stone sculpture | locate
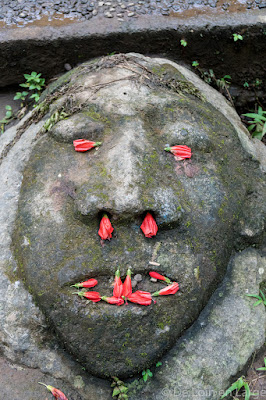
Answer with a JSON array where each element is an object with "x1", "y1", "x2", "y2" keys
[{"x1": 1, "y1": 54, "x2": 265, "y2": 399}]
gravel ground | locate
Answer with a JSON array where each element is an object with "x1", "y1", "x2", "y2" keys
[{"x1": 0, "y1": 0, "x2": 265, "y2": 27}]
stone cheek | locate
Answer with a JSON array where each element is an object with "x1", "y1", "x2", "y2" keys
[{"x1": 12, "y1": 55, "x2": 264, "y2": 378}]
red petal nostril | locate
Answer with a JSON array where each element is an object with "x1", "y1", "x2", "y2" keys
[{"x1": 140, "y1": 212, "x2": 158, "y2": 238}]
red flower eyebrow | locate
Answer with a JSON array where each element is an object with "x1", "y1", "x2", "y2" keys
[
  {"x1": 73, "y1": 139, "x2": 101, "y2": 152},
  {"x1": 164, "y1": 145, "x2": 192, "y2": 160}
]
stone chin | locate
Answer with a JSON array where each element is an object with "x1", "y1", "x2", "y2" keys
[{"x1": 13, "y1": 54, "x2": 263, "y2": 378}]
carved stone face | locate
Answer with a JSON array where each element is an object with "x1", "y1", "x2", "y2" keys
[{"x1": 14, "y1": 55, "x2": 259, "y2": 378}]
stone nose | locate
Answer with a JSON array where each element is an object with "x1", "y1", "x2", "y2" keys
[
  {"x1": 74, "y1": 119, "x2": 183, "y2": 228},
  {"x1": 74, "y1": 175, "x2": 183, "y2": 229}
]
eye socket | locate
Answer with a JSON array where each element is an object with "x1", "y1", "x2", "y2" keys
[{"x1": 49, "y1": 112, "x2": 105, "y2": 143}]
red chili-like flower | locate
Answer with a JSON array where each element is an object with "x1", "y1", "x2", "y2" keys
[
  {"x1": 164, "y1": 145, "x2": 192, "y2": 160},
  {"x1": 98, "y1": 214, "x2": 114, "y2": 240},
  {"x1": 101, "y1": 296, "x2": 124, "y2": 306},
  {"x1": 113, "y1": 268, "x2": 123, "y2": 298},
  {"x1": 74, "y1": 291, "x2": 101, "y2": 302},
  {"x1": 73, "y1": 139, "x2": 102, "y2": 152},
  {"x1": 149, "y1": 271, "x2": 171, "y2": 284},
  {"x1": 122, "y1": 268, "x2": 132, "y2": 298},
  {"x1": 152, "y1": 282, "x2": 179, "y2": 297},
  {"x1": 38, "y1": 383, "x2": 68, "y2": 400},
  {"x1": 71, "y1": 278, "x2": 98, "y2": 289},
  {"x1": 127, "y1": 290, "x2": 152, "y2": 306},
  {"x1": 140, "y1": 212, "x2": 158, "y2": 238}
]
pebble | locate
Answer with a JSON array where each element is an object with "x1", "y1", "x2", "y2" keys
[
  {"x1": 0, "y1": 0, "x2": 261, "y2": 27},
  {"x1": 64, "y1": 63, "x2": 72, "y2": 70},
  {"x1": 134, "y1": 274, "x2": 142, "y2": 282}
]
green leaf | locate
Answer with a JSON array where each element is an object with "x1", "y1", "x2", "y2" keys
[
  {"x1": 112, "y1": 387, "x2": 121, "y2": 397},
  {"x1": 246, "y1": 294, "x2": 261, "y2": 299},
  {"x1": 252, "y1": 132, "x2": 264, "y2": 140},
  {"x1": 143, "y1": 374, "x2": 148, "y2": 382},
  {"x1": 260, "y1": 290, "x2": 266, "y2": 302},
  {"x1": 180, "y1": 39, "x2": 187, "y2": 47},
  {"x1": 221, "y1": 379, "x2": 243, "y2": 398},
  {"x1": 256, "y1": 367, "x2": 266, "y2": 371},
  {"x1": 244, "y1": 382, "x2": 250, "y2": 400},
  {"x1": 253, "y1": 299, "x2": 263, "y2": 306},
  {"x1": 156, "y1": 362, "x2": 162, "y2": 367},
  {"x1": 20, "y1": 83, "x2": 29, "y2": 88},
  {"x1": 120, "y1": 386, "x2": 128, "y2": 393},
  {"x1": 5, "y1": 111, "x2": 12, "y2": 119}
]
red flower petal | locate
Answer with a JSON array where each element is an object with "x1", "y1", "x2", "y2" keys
[
  {"x1": 127, "y1": 291, "x2": 152, "y2": 306},
  {"x1": 140, "y1": 213, "x2": 158, "y2": 238},
  {"x1": 122, "y1": 268, "x2": 132, "y2": 298},
  {"x1": 82, "y1": 291, "x2": 102, "y2": 302},
  {"x1": 73, "y1": 139, "x2": 101, "y2": 152},
  {"x1": 101, "y1": 296, "x2": 124, "y2": 306},
  {"x1": 113, "y1": 269, "x2": 123, "y2": 298},
  {"x1": 71, "y1": 278, "x2": 98, "y2": 288},
  {"x1": 98, "y1": 215, "x2": 114, "y2": 240},
  {"x1": 38, "y1": 383, "x2": 68, "y2": 400},
  {"x1": 164, "y1": 145, "x2": 192, "y2": 160},
  {"x1": 152, "y1": 282, "x2": 179, "y2": 296},
  {"x1": 149, "y1": 271, "x2": 171, "y2": 283}
]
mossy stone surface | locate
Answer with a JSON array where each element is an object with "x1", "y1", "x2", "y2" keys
[{"x1": 13, "y1": 54, "x2": 265, "y2": 379}]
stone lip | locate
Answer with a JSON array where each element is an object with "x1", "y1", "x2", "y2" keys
[
  {"x1": 128, "y1": 248, "x2": 266, "y2": 400},
  {"x1": 0, "y1": 9, "x2": 266, "y2": 87}
]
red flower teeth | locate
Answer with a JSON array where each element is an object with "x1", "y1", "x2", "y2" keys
[
  {"x1": 101, "y1": 296, "x2": 124, "y2": 306},
  {"x1": 127, "y1": 290, "x2": 152, "y2": 306},
  {"x1": 74, "y1": 291, "x2": 101, "y2": 302},
  {"x1": 98, "y1": 214, "x2": 114, "y2": 240},
  {"x1": 73, "y1": 139, "x2": 102, "y2": 152},
  {"x1": 122, "y1": 268, "x2": 132, "y2": 298},
  {"x1": 149, "y1": 271, "x2": 171, "y2": 284},
  {"x1": 113, "y1": 268, "x2": 123, "y2": 298},
  {"x1": 71, "y1": 278, "x2": 98, "y2": 289},
  {"x1": 152, "y1": 282, "x2": 180, "y2": 297},
  {"x1": 164, "y1": 145, "x2": 192, "y2": 160},
  {"x1": 38, "y1": 383, "x2": 68, "y2": 400},
  {"x1": 140, "y1": 212, "x2": 158, "y2": 238}
]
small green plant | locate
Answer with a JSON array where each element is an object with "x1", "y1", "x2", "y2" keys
[
  {"x1": 221, "y1": 376, "x2": 257, "y2": 399},
  {"x1": 14, "y1": 71, "x2": 45, "y2": 105},
  {"x1": 243, "y1": 81, "x2": 249, "y2": 88},
  {"x1": 180, "y1": 39, "x2": 187, "y2": 47},
  {"x1": 0, "y1": 105, "x2": 13, "y2": 133},
  {"x1": 254, "y1": 78, "x2": 262, "y2": 87},
  {"x1": 242, "y1": 107, "x2": 266, "y2": 140},
  {"x1": 111, "y1": 377, "x2": 128, "y2": 400},
  {"x1": 233, "y1": 33, "x2": 243, "y2": 41},
  {"x1": 142, "y1": 369, "x2": 153, "y2": 382},
  {"x1": 216, "y1": 75, "x2": 231, "y2": 90},
  {"x1": 246, "y1": 289, "x2": 266, "y2": 306},
  {"x1": 192, "y1": 61, "x2": 199, "y2": 67},
  {"x1": 257, "y1": 358, "x2": 266, "y2": 371},
  {"x1": 156, "y1": 362, "x2": 162, "y2": 367}
]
